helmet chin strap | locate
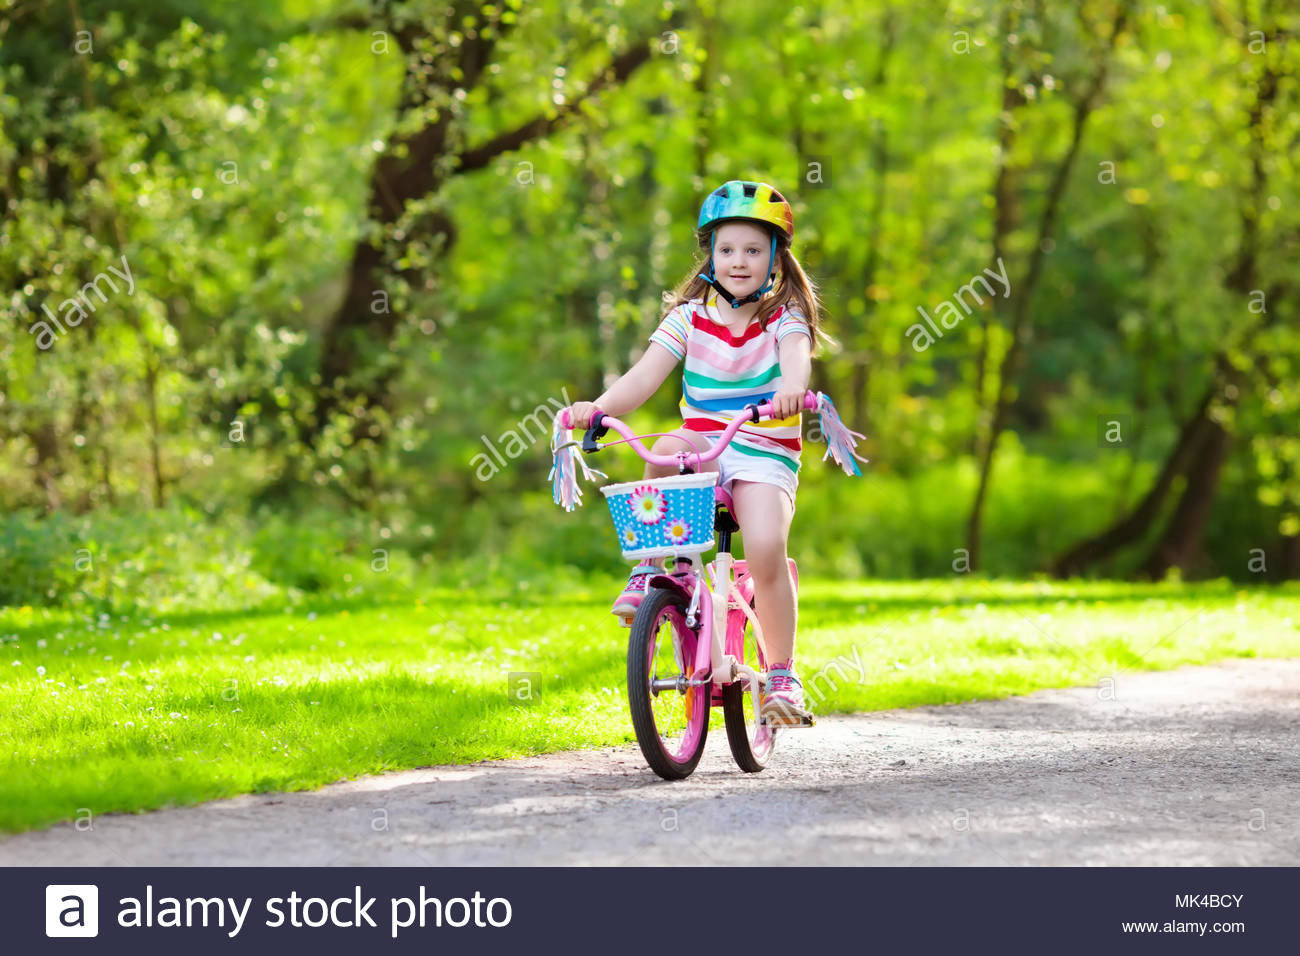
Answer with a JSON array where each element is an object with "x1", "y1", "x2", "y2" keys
[{"x1": 703, "y1": 233, "x2": 778, "y2": 309}]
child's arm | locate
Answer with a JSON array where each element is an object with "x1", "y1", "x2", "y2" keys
[
  {"x1": 771, "y1": 333, "x2": 813, "y2": 420},
  {"x1": 569, "y1": 343, "x2": 680, "y2": 428}
]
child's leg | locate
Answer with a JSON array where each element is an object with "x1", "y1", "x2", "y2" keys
[{"x1": 729, "y1": 479, "x2": 797, "y2": 664}]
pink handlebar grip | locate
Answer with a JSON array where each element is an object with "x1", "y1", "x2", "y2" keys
[
  {"x1": 558, "y1": 405, "x2": 607, "y2": 431},
  {"x1": 751, "y1": 391, "x2": 820, "y2": 419}
]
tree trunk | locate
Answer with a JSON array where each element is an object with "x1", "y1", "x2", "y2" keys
[
  {"x1": 100, "y1": 443, "x2": 116, "y2": 508},
  {"x1": 1050, "y1": 11, "x2": 1284, "y2": 579},
  {"x1": 693, "y1": 3, "x2": 715, "y2": 181},
  {"x1": 311, "y1": 4, "x2": 495, "y2": 442},
  {"x1": 306, "y1": 18, "x2": 662, "y2": 449},
  {"x1": 970, "y1": 0, "x2": 1024, "y2": 456},
  {"x1": 1050, "y1": 382, "x2": 1215, "y2": 576},
  {"x1": 1137, "y1": 24, "x2": 1281, "y2": 578},
  {"x1": 1279, "y1": 534, "x2": 1300, "y2": 581},
  {"x1": 964, "y1": 1, "x2": 1130, "y2": 571},
  {"x1": 26, "y1": 422, "x2": 63, "y2": 513},
  {"x1": 1139, "y1": 416, "x2": 1232, "y2": 578},
  {"x1": 848, "y1": 4, "x2": 897, "y2": 433},
  {"x1": 144, "y1": 359, "x2": 166, "y2": 508}
]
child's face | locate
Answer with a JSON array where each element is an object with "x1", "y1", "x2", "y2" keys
[{"x1": 712, "y1": 222, "x2": 772, "y2": 302}]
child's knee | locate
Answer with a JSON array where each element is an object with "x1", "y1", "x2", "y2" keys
[
  {"x1": 649, "y1": 431, "x2": 716, "y2": 471},
  {"x1": 744, "y1": 540, "x2": 789, "y2": 578}
]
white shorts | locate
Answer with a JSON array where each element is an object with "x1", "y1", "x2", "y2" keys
[{"x1": 697, "y1": 432, "x2": 799, "y2": 512}]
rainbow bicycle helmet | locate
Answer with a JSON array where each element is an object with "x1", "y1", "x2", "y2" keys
[{"x1": 696, "y1": 180, "x2": 794, "y2": 308}]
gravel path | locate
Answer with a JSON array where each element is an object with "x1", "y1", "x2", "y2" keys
[{"x1": 4, "y1": 659, "x2": 1297, "y2": 866}]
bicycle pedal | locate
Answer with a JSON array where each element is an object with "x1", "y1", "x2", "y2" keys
[
  {"x1": 762, "y1": 712, "x2": 816, "y2": 729},
  {"x1": 617, "y1": 614, "x2": 634, "y2": 628}
]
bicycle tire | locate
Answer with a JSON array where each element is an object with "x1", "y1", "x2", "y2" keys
[
  {"x1": 722, "y1": 596, "x2": 775, "y2": 772},
  {"x1": 627, "y1": 586, "x2": 709, "y2": 780}
]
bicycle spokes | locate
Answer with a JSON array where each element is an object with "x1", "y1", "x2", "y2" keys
[{"x1": 648, "y1": 612, "x2": 697, "y2": 759}]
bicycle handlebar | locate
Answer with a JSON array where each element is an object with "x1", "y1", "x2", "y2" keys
[{"x1": 557, "y1": 391, "x2": 820, "y2": 470}]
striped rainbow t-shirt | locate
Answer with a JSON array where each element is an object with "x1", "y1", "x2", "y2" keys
[{"x1": 648, "y1": 290, "x2": 812, "y2": 475}]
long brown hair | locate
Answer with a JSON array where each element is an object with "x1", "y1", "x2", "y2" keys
[{"x1": 662, "y1": 231, "x2": 833, "y2": 353}]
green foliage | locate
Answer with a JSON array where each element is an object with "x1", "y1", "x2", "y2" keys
[
  {"x1": 0, "y1": 506, "x2": 415, "y2": 612},
  {"x1": 2, "y1": 0, "x2": 1298, "y2": 582}
]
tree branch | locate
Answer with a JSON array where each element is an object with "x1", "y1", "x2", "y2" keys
[{"x1": 452, "y1": 35, "x2": 659, "y2": 174}]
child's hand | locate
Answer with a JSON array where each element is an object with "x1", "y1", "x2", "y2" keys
[
  {"x1": 770, "y1": 386, "x2": 807, "y2": 420},
  {"x1": 565, "y1": 401, "x2": 603, "y2": 430}
]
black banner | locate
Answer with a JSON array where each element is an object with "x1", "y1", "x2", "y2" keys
[{"x1": 5, "y1": 866, "x2": 1291, "y2": 953}]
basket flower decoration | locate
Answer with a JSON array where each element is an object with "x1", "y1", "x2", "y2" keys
[
  {"x1": 664, "y1": 519, "x2": 692, "y2": 545},
  {"x1": 629, "y1": 484, "x2": 667, "y2": 525},
  {"x1": 621, "y1": 528, "x2": 639, "y2": 548}
]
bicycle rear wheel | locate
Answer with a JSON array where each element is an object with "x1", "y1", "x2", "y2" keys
[
  {"x1": 722, "y1": 596, "x2": 775, "y2": 772},
  {"x1": 627, "y1": 586, "x2": 709, "y2": 780}
]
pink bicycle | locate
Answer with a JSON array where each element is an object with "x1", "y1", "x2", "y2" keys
[{"x1": 550, "y1": 390, "x2": 865, "y2": 780}]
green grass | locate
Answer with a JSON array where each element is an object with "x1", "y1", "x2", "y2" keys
[{"x1": 2, "y1": 577, "x2": 1298, "y2": 834}]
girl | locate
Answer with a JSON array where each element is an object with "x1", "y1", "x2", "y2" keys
[{"x1": 565, "y1": 180, "x2": 827, "y2": 724}]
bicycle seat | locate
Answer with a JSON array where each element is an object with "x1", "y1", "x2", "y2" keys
[{"x1": 713, "y1": 486, "x2": 740, "y2": 534}]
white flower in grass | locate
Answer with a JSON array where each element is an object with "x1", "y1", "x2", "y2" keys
[{"x1": 629, "y1": 484, "x2": 666, "y2": 524}]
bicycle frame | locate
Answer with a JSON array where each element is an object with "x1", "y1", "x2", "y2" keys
[{"x1": 637, "y1": 552, "x2": 759, "y2": 711}]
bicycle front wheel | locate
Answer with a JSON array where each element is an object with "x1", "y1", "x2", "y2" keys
[{"x1": 627, "y1": 586, "x2": 709, "y2": 780}]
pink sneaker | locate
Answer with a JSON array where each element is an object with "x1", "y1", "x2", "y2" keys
[
  {"x1": 611, "y1": 563, "x2": 662, "y2": 624},
  {"x1": 762, "y1": 664, "x2": 814, "y2": 727}
]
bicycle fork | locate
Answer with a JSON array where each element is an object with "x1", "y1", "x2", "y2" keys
[{"x1": 685, "y1": 553, "x2": 768, "y2": 721}]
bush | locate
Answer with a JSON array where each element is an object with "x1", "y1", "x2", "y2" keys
[
  {"x1": 0, "y1": 506, "x2": 416, "y2": 612},
  {"x1": 789, "y1": 442, "x2": 1158, "y2": 578}
]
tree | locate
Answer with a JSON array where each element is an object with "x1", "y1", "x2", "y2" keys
[
  {"x1": 1052, "y1": 3, "x2": 1297, "y2": 578},
  {"x1": 304, "y1": 2, "x2": 676, "y2": 454},
  {"x1": 965, "y1": 0, "x2": 1132, "y2": 571}
]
